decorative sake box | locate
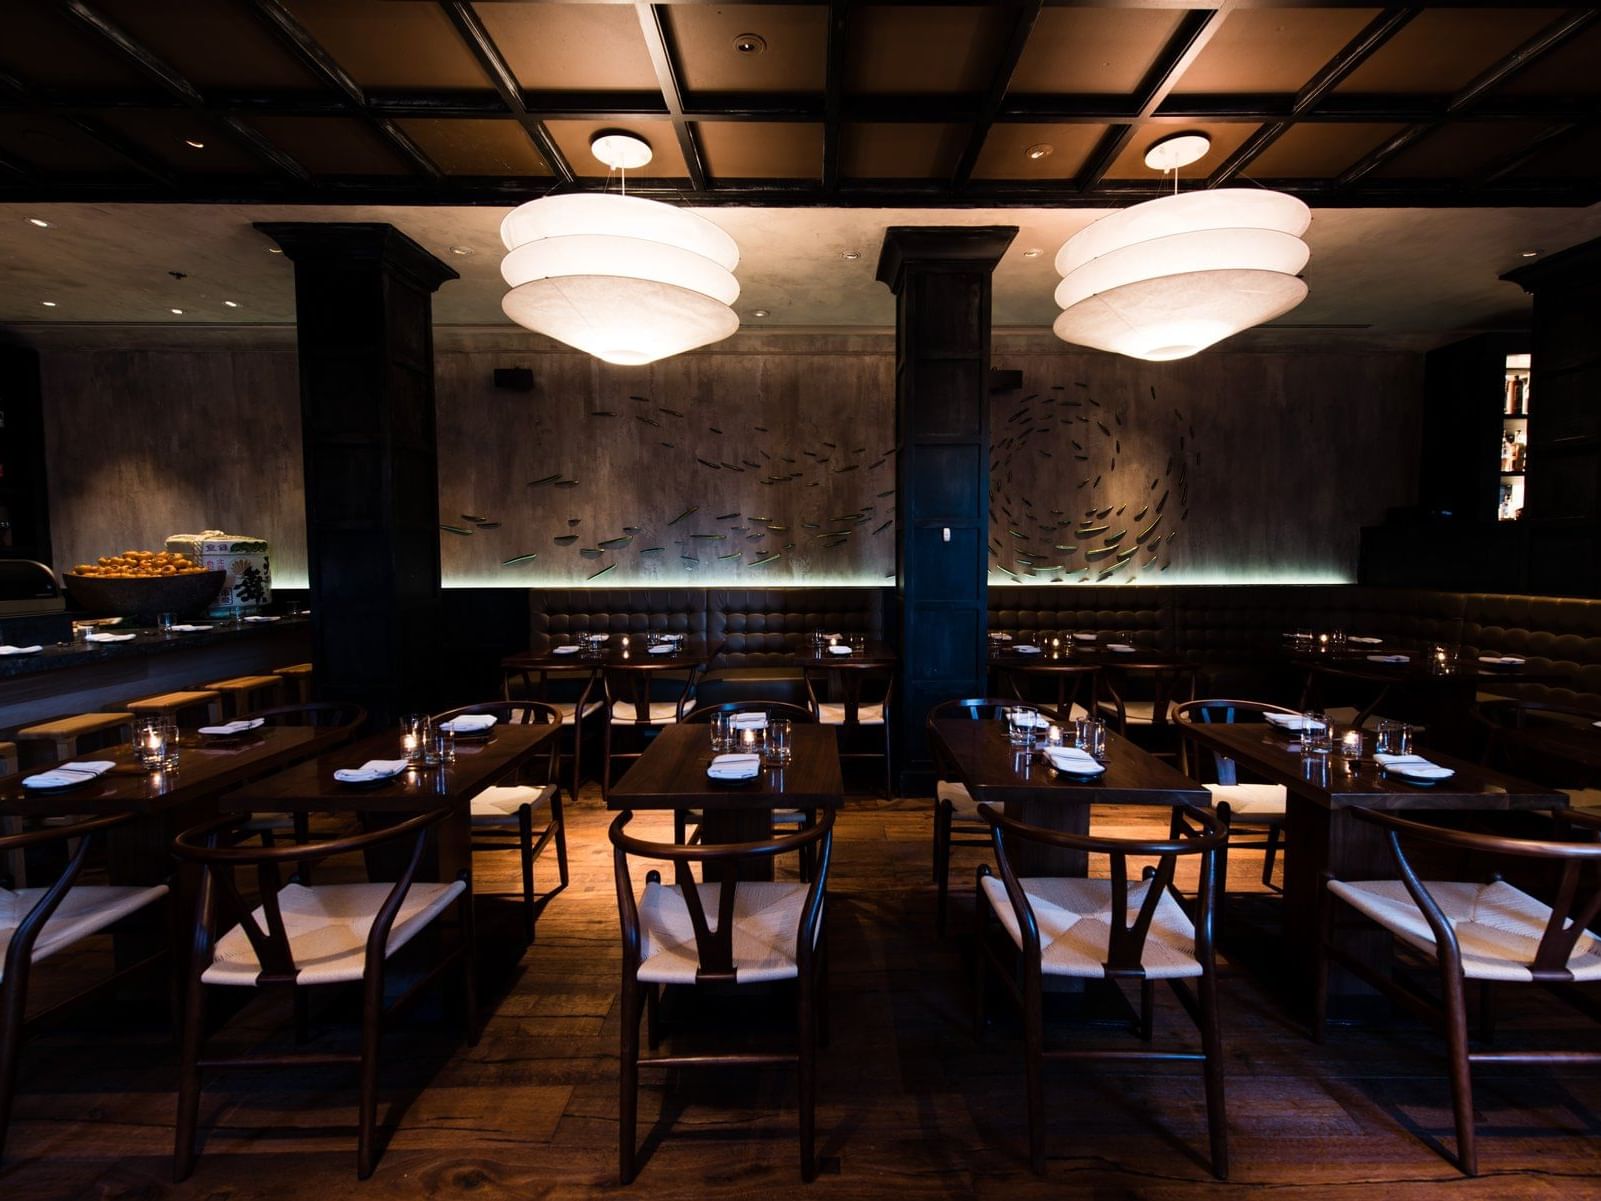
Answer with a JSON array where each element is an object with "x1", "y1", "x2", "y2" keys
[{"x1": 164, "y1": 530, "x2": 272, "y2": 616}]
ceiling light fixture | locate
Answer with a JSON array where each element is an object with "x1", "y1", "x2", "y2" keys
[
  {"x1": 1025, "y1": 144, "x2": 1053, "y2": 161},
  {"x1": 1520, "y1": 249, "x2": 1540, "y2": 257},
  {"x1": 449, "y1": 245, "x2": 474, "y2": 256},
  {"x1": 1051, "y1": 131, "x2": 1310, "y2": 362},
  {"x1": 499, "y1": 132, "x2": 741, "y2": 366},
  {"x1": 267, "y1": 246, "x2": 282, "y2": 254},
  {"x1": 224, "y1": 300, "x2": 239, "y2": 308},
  {"x1": 841, "y1": 251, "x2": 860, "y2": 261},
  {"x1": 28, "y1": 217, "x2": 50, "y2": 228},
  {"x1": 1022, "y1": 248, "x2": 1042, "y2": 258},
  {"x1": 41, "y1": 300, "x2": 56, "y2": 307},
  {"x1": 752, "y1": 309, "x2": 769, "y2": 318},
  {"x1": 184, "y1": 138, "x2": 205, "y2": 149},
  {"x1": 732, "y1": 32, "x2": 767, "y2": 55},
  {"x1": 170, "y1": 308, "x2": 184, "y2": 315}
]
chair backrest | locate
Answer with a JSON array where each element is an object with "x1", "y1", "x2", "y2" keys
[
  {"x1": 172, "y1": 807, "x2": 451, "y2": 986},
  {"x1": 433, "y1": 700, "x2": 561, "y2": 726},
  {"x1": 609, "y1": 809, "x2": 834, "y2": 984},
  {"x1": 1, "y1": 813, "x2": 133, "y2": 973},
  {"x1": 980, "y1": 802, "x2": 1225, "y2": 980},
  {"x1": 927, "y1": 697, "x2": 1018, "y2": 723},
  {"x1": 682, "y1": 700, "x2": 816, "y2": 724},
  {"x1": 1100, "y1": 663, "x2": 1196, "y2": 731},
  {"x1": 1174, "y1": 697, "x2": 1299, "y2": 782},
  {"x1": 1352, "y1": 807, "x2": 1601, "y2": 983},
  {"x1": 802, "y1": 664, "x2": 894, "y2": 725},
  {"x1": 251, "y1": 702, "x2": 367, "y2": 731},
  {"x1": 1470, "y1": 697, "x2": 1601, "y2": 784},
  {"x1": 501, "y1": 660, "x2": 598, "y2": 706},
  {"x1": 603, "y1": 662, "x2": 701, "y2": 723}
]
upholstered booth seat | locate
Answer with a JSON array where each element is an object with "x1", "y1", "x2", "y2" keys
[
  {"x1": 471, "y1": 784, "x2": 555, "y2": 822},
  {"x1": 817, "y1": 701, "x2": 885, "y2": 725},
  {"x1": 637, "y1": 879, "x2": 813, "y2": 984},
  {"x1": 980, "y1": 875, "x2": 1202, "y2": 979},
  {"x1": 1326, "y1": 878, "x2": 1601, "y2": 983},
  {"x1": 610, "y1": 701, "x2": 682, "y2": 724},
  {"x1": 202, "y1": 880, "x2": 468, "y2": 987},
  {"x1": 0, "y1": 884, "x2": 169, "y2": 979},
  {"x1": 1203, "y1": 782, "x2": 1288, "y2": 817}
]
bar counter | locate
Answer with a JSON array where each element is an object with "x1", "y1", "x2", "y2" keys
[{"x1": 0, "y1": 616, "x2": 311, "y2": 733}]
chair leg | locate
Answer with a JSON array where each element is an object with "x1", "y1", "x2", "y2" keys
[
  {"x1": 1311, "y1": 880, "x2": 1334, "y2": 1044},
  {"x1": 798, "y1": 972, "x2": 818, "y2": 1182},
  {"x1": 1261, "y1": 822, "x2": 1282, "y2": 889},
  {"x1": 619, "y1": 975, "x2": 642, "y2": 1185},
  {"x1": 1022, "y1": 967, "x2": 1046, "y2": 1176},
  {"x1": 1139, "y1": 979, "x2": 1155, "y2": 1042},
  {"x1": 0, "y1": 971, "x2": 30, "y2": 1164},
  {"x1": 1477, "y1": 981, "x2": 1495, "y2": 1043},
  {"x1": 357, "y1": 973, "x2": 385, "y2": 1180},
  {"x1": 934, "y1": 800, "x2": 953, "y2": 936},
  {"x1": 293, "y1": 988, "x2": 312, "y2": 1044},
  {"x1": 972, "y1": 876, "x2": 989, "y2": 1040},
  {"x1": 1195, "y1": 969, "x2": 1230, "y2": 1180},
  {"x1": 518, "y1": 806, "x2": 536, "y2": 945},
  {"x1": 601, "y1": 722, "x2": 614, "y2": 803},
  {"x1": 552, "y1": 790, "x2": 570, "y2": 890},
  {"x1": 1441, "y1": 964, "x2": 1478, "y2": 1176},
  {"x1": 459, "y1": 888, "x2": 480, "y2": 1047},
  {"x1": 645, "y1": 983, "x2": 662, "y2": 1050},
  {"x1": 173, "y1": 974, "x2": 208, "y2": 1182},
  {"x1": 817, "y1": 936, "x2": 831, "y2": 1050}
]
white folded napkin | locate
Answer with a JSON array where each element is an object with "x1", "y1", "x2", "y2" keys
[
  {"x1": 1349, "y1": 636, "x2": 1382, "y2": 644},
  {"x1": 552, "y1": 645, "x2": 582, "y2": 655},
  {"x1": 648, "y1": 644, "x2": 675, "y2": 655},
  {"x1": 1072, "y1": 632, "x2": 1097, "y2": 641},
  {"x1": 243, "y1": 615, "x2": 281, "y2": 623},
  {"x1": 1368, "y1": 653, "x2": 1410, "y2": 664},
  {"x1": 586, "y1": 633, "x2": 610, "y2": 642},
  {"x1": 199, "y1": 718, "x2": 265, "y2": 736},
  {"x1": 23, "y1": 760, "x2": 116, "y2": 790},
  {"x1": 1265, "y1": 713, "x2": 1326, "y2": 732},
  {"x1": 707, "y1": 752, "x2": 761, "y2": 780},
  {"x1": 1375, "y1": 752, "x2": 1454, "y2": 780},
  {"x1": 988, "y1": 632, "x2": 1013, "y2": 642},
  {"x1": 169, "y1": 623, "x2": 213, "y2": 632},
  {"x1": 729, "y1": 713, "x2": 769, "y2": 729},
  {"x1": 333, "y1": 759, "x2": 408, "y2": 784},
  {"x1": 441, "y1": 714, "x2": 497, "y2": 734},
  {"x1": 1010, "y1": 710, "x2": 1050, "y2": 728},
  {"x1": 660, "y1": 632, "x2": 685, "y2": 642},
  {"x1": 828, "y1": 644, "x2": 853, "y2": 655},
  {"x1": 1478, "y1": 655, "x2": 1526, "y2": 666},
  {"x1": 1107, "y1": 643, "x2": 1136, "y2": 653},
  {"x1": 1043, "y1": 746, "x2": 1105, "y2": 776},
  {"x1": 1014, "y1": 644, "x2": 1042, "y2": 654},
  {"x1": 0, "y1": 644, "x2": 42, "y2": 655},
  {"x1": 85, "y1": 632, "x2": 137, "y2": 642}
]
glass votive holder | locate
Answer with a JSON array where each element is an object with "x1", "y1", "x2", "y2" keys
[
  {"x1": 1006, "y1": 706, "x2": 1041, "y2": 748},
  {"x1": 1339, "y1": 728, "x2": 1364, "y2": 759},
  {"x1": 736, "y1": 724, "x2": 767, "y2": 757},
  {"x1": 1430, "y1": 643, "x2": 1457, "y2": 674},
  {"x1": 401, "y1": 713, "x2": 430, "y2": 765},
  {"x1": 1044, "y1": 722, "x2": 1064, "y2": 747},
  {"x1": 134, "y1": 716, "x2": 179, "y2": 771},
  {"x1": 764, "y1": 718, "x2": 793, "y2": 766}
]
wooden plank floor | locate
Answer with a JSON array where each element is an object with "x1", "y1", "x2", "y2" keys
[{"x1": 6, "y1": 789, "x2": 1601, "y2": 1199}]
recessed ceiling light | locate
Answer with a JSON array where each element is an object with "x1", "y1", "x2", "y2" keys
[
  {"x1": 28, "y1": 217, "x2": 50, "y2": 228},
  {"x1": 1025, "y1": 144, "x2": 1053, "y2": 161},
  {"x1": 170, "y1": 308, "x2": 184, "y2": 315},
  {"x1": 1520, "y1": 249, "x2": 1540, "y2": 257},
  {"x1": 841, "y1": 251, "x2": 860, "y2": 261},
  {"x1": 223, "y1": 300, "x2": 239, "y2": 308},
  {"x1": 449, "y1": 245, "x2": 474, "y2": 256},
  {"x1": 1143, "y1": 131, "x2": 1211, "y2": 172},
  {"x1": 40, "y1": 300, "x2": 56, "y2": 307},
  {"x1": 1022, "y1": 248, "x2": 1042, "y2": 258},
  {"x1": 183, "y1": 138, "x2": 205, "y2": 150},
  {"x1": 751, "y1": 309, "x2": 769, "y2": 318},
  {"x1": 267, "y1": 246, "x2": 283, "y2": 254},
  {"x1": 732, "y1": 32, "x2": 767, "y2": 55}
]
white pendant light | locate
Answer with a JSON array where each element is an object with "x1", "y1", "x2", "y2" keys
[
  {"x1": 500, "y1": 133, "x2": 741, "y2": 366},
  {"x1": 1053, "y1": 133, "x2": 1311, "y2": 362}
]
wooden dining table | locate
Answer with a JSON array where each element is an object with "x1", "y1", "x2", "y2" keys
[
  {"x1": 927, "y1": 717, "x2": 1207, "y2": 876},
  {"x1": 607, "y1": 722, "x2": 843, "y2": 878},
  {"x1": 1179, "y1": 718, "x2": 1566, "y2": 1011},
  {"x1": 795, "y1": 639, "x2": 896, "y2": 722}
]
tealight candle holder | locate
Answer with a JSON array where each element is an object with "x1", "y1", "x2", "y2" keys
[
  {"x1": 1340, "y1": 729, "x2": 1363, "y2": 758},
  {"x1": 134, "y1": 716, "x2": 179, "y2": 771},
  {"x1": 401, "y1": 713, "x2": 429, "y2": 765}
]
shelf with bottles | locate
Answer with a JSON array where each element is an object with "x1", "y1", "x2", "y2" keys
[{"x1": 1503, "y1": 352, "x2": 1531, "y2": 418}]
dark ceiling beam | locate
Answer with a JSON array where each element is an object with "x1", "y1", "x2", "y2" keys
[
  {"x1": 1209, "y1": 6, "x2": 1417, "y2": 187},
  {"x1": 51, "y1": 0, "x2": 310, "y2": 183},
  {"x1": 1074, "y1": 1, "x2": 1237, "y2": 193},
  {"x1": 952, "y1": 0, "x2": 1044, "y2": 186},
  {"x1": 821, "y1": 1, "x2": 847, "y2": 191},
  {"x1": 1478, "y1": 120, "x2": 1589, "y2": 185},
  {"x1": 635, "y1": 3, "x2": 708, "y2": 192},
  {"x1": 242, "y1": 0, "x2": 442, "y2": 180},
  {"x1": 437, "y1": 0, "x2": 575, "y2": 184},
  {"x1": 0, "y1": 69, "x2": 176, "y2": 188},
  {"x1": 1340, "y1": 7, "x2": 1599, "y2": 187}
]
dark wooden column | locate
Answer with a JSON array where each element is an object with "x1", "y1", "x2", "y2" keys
[
  {"x1": 1503, "y1": 236, "x2": 1601, "y2": 596},
  {"x1": 876, "y1": 226, "x2": 1016, "y2": 788},
  {"x1": 256, "y1": 222, "x2": 458, "y2": 721}
]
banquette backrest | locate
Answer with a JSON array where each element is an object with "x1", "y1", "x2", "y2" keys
[
  {"x1": 707, "y1": 588, "x2": 885, "y2": 666},
  {"x1": 529, "y1": 588, "x2": 708, "y2": 651}
]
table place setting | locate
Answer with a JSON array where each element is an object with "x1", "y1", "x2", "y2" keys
[
  {"x1": 1072, "y1": 632, "x2": 1098, "y2": 641},
  {"x1": 1349, "y1": 635, "x2": 1383, "y2": 645},
  {"x1": 1374, "y1": 752, "x2": 1456, "y2": 783},
  {"x1": 85, "y1": 631, "x2": 137, "y2": 643},
  {"x1": 199, "y1": 717, "x2": 265, "y2": 738},
  {"x1": 1264, "y1": 712, "x2": 1328, "y2": 732},
  {"x1": 242, "y1": 615, "x2": 281, "y2": 623},
  {"x1": 21, "y1": 760, "x2": 116, "y2": 791},
  {"x1": 1367, "y1": 653, "x2": 1410, "y2": 663},
  {"x1": 648, "y1": 643, "x2": 676, "y2": 655},
  {"x1": 1478, "y1": 654, "x2": 1527, "y2": 668},
  {"x1": 1014, "y1": 643, "x2": 1042, "y2": 654},
  {"x1": 987, "y1": 631, "x2": 1012, "y2": 642},
  {"x1": 0, "y1": 644, "x2": 43, "y2": 655},
  {"x1": 729, "y1": 712, "x2": 768, "y2": 729},
  {"x1": 707, "y1": 752, "x2": 762, "y2": 783},
  {"x1": 332, "y1": 759, "x2": 409, "y2": 786},
  {"x1": 1040, "y1": 744, "x2": 1106, "y2": 778},
  {"x1": 439, "y1": 713, "x2": 497, "y2": 739},
  {"x1": 1107, "y1": 642, "x2": 1137, "y2": 653},
  {"x1": 168, "y1": 623, "x2": 213, "y2": 633}
]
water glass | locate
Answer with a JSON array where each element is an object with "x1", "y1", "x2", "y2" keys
[
  {"x1": 764, "y1": 719, "x2": 793, "y2": 766},
  {"x1": 401, "y1": 713, "x2": 430, "y2": 765},
  {"x1": 1006, "y1": 706, "x2": 1041, "y2": 748},
  {"x1": 849, "y1": 632, "x2": 866, "y2": 652},
  {"x1": 709, "y1": 711, "x2": 733, "y2": 753},
  {"x1": 1430, "y1": 643, "x2": 1457, "y2": 674},
  {"x1": 427, "y1": 726, "x2": 456, "y2": 766},
  {"x1": 134, "y1": 715, "x2": 179, "y2": 771},
  {"x1": 157, "y1": 611, "x2": 176, "y2": 633},
  {"x1": 1300, "y1": 712, "x2": 1332, "y2": 755},
  {"x1": 1375, "y1": 719, "x2": 1412, "y2": 755},
  {"x1": 1073, "y1": 718, "x2": 1107, "y2": 761}
]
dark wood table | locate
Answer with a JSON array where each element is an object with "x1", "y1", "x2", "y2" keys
[
  {"x1": 1179, "y1": 719, "x2": 1566, "y2": 1010},
  {"x1": 796, "y1": 640, "x2": 896, "y2": 723},
  {"x1": 607, "y1": 723, "x2": 843, "y2": 876},
  {"x1": 1487, "y1": 718, "x2": 1601, "y2": 787},
  {"x1": 927, "y1": 718, "x2": 1207, "y2": 875},
  {"x1": 221, "y1": 723, "x2": 561, "y2": 883}
]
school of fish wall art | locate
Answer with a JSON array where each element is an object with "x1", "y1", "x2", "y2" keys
[{"x1": 439, "y1": 378, "x2": 1191, "y2": 585}]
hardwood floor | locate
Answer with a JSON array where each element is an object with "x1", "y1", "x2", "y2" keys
[{"x1": 6, "y1": 789, "x2": 1601, "y2": 1199}]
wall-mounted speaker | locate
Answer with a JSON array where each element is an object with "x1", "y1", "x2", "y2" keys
[{"x1": 493, "y1": 367, "x2": 535, "y2": 392}]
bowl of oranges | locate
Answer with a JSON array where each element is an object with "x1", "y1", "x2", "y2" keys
[{"x1": 64, "y1": 551, "x2": 226, "y2": 620}]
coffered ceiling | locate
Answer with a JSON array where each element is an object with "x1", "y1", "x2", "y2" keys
[{"x1": 0, "y1": 2, "x2": 1598, "y2": 208}]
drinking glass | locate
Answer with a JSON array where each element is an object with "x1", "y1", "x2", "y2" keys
[
  {"x1": 1300, "y1": 711, "x2": 1332, "y2": 755},
  {"x1": 1375, "y1": 719, "x2": 1412, "y2": 755},
  {"x1": 709, "y1": 711, "x2": 733, "y2": 753},
  {"x1": 401, "y1": 713, "x2": 430, "y2": 765},
  {"x1": 1073, "y1": 718, "x2": 1107, "y2": 761},
  {"x1": 427, "y1": 726, "x2": 456, "y2": 766},
  {"x1": 764, "y1": 719, "x2": 793, "y2": 766},
  {"x1": 1006, "y1": 706, "x2": 1041, "y2": 748},
  {"x1": 849, "y1": 632, "x2": 866, "y2": 653},
  {"x1": 135, "y1": 715, "x2": 179, "y2": 771},
  {"x1": 157, "y1": 611, "x2": 176, "y2": 633}
]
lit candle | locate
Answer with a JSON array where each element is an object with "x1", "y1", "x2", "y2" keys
[
  {"x1": 741, "y1": 728, "x2": 758, "y2": 749},
  {"x1": 622, "y1": 635, "x2": 630, "y2": 648},
  {"x1": 1045, "y1": 724, "x2": 1063, "y2": 746},
  {"x1": 1341, "y1": 730, "x2": 1363, "y2": 757}
]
